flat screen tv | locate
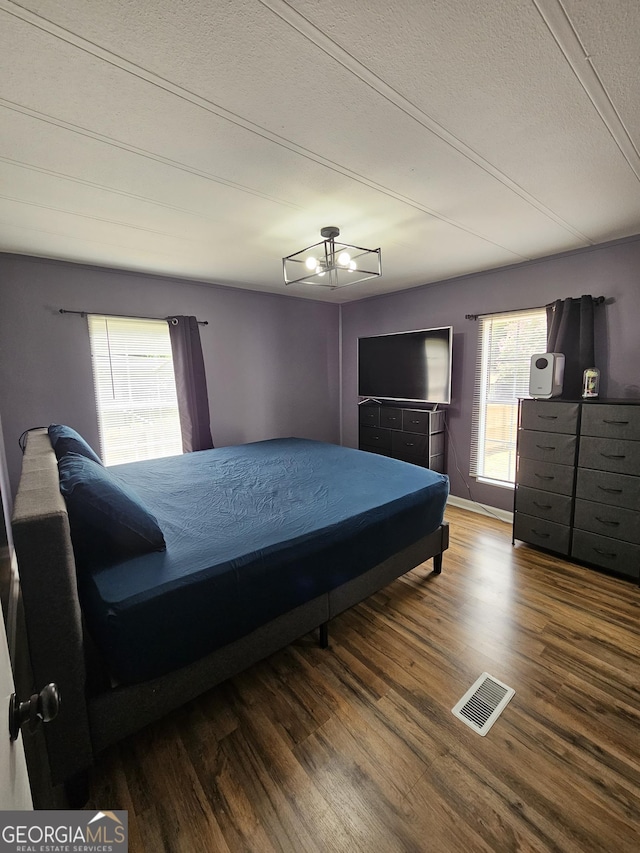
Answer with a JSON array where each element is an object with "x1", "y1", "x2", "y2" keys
[{"x1": 358, "y1": 326, "x2": 453, "y2": 404}]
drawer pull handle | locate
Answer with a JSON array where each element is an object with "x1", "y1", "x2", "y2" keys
[
  {"x1": 533, "y1": 501, "x2": 552, "y2": 510},
  {"x1": 386, "y1": 416, "x2": 398, "y2": 421},
  {"x1": 603, "y1": 419, "x2": 629, "y2": 425},
  {"x1": 594, "y1": 547, "x2": 617, "y2": 558},
  {"x1": 598, "y1": 485, "x2": 622, "y2": 494},
  {"x1": 404, "y1": 442, "x2": 415, "y2": 447},
  {"x1": 536, "y1": 444, "x2": 556, "y2": 450},
  {"x1": 410, "y1": 419, "x2": 420, "y2": 424},
  {"x1": 531, "y1": 529, "x2": 550, "y2": 538},
  {"x1": 595, "y1": 517, "x2": 620, "y2": 527},
  {"x1": 537, "y1": 414, "x2": 558, "y2": 420},
  {"x1": 601, "y1": 453, "x2": 625, "y2": 460},
  {"x1": 534, "y1": 474, "x2": 554, "y2": 480}
]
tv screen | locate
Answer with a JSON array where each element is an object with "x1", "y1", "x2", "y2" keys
[{"x1": 358, "y1": 327, "x2": 452, "y2": 404}]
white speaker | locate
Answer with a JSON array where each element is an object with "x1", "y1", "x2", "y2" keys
[{"x1": 529, "y1": 353, "x2": 565, "y2": 399}]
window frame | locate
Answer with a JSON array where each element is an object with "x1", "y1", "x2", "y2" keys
[
  {"x1": 88, "y1": 314, "x2": 184, "y2": 466},
  {"x1": 470, "y1": 306, "x2": 548, "y2": 488}
]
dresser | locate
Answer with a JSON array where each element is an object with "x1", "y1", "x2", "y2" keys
[
  {"x1": 358, "y1": 403, "x2": 445, "y2": 473},
  {"x1": 514, "y1": 398, "x2": 640, "y2": 581}
]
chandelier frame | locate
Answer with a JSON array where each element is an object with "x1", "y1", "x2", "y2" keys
[{"x1": 283, "y1": 227, "x2": 382, "y2": 290}]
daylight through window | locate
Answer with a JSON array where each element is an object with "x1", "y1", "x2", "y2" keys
[
  {"x1": 88, "y1": 315, "x2": 183, "y2": 466},
  {"x1": 470, "y1": 307, "x2": 547, "y2": 486}
]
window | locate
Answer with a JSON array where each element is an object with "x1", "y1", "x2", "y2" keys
[
  {"x1": 88, "y1": 315, "x2": 183, "y2": 466},
  {"x1": 470, "y1": 307, "x2": 547, "y2": 486}
]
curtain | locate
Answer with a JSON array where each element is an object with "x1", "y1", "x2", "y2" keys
[
  {"x1": 167, "y1": 316, "x2": 214, "y2": 452},
  {"x1": 546, "y1": 295, "x2": 595, "y2": 399}
]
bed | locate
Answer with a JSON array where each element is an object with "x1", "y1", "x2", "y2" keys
[{"x1": 12, "y1": 428, "x2": 449, "y2": 791}]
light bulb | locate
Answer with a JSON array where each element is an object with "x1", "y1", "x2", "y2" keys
[
  {"x1": 348, "y1": 260, "x2": 357, "y2": 271},
  {"x1": 305, "y1": 256, "x2": 318, "y2": 271},
  {"x1": 338, "y1": 251, "x2": 351, "y2": 266}
]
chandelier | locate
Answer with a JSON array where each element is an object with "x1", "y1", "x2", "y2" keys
[{"x1": 283, "y1": 227, "x2": 382, "y2": 289}]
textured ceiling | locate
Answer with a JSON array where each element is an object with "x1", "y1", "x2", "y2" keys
[{"x1": 1, "y1": 0, "x2": 639, "y2": 303}]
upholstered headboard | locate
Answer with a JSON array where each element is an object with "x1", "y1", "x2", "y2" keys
[{"x1": 12, "y1": 429, "x2": 93, "y2": 784}]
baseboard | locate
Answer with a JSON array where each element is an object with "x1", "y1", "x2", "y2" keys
[{"x1": 446, "y1": 494, "x2": 513, "y2": 525}]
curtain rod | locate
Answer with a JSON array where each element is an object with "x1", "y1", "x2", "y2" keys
[
  {"x1": 58, "y1": 309, "x2": 208, "y2": 326},
  {"x1": 465, "y1": 295, "x2": 605, "y2": 321}
]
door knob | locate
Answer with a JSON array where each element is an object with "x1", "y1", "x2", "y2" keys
[{"x1": 9, "y1": 683, "x2": 60, "y2": 741}]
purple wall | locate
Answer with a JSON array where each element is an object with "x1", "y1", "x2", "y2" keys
[
  {"x1": 341, "y1": 236, "x2": 640, "y2": 512},
  {"x1": 3, "y1": 236, "x2": 639, "y2": 511},
  {"x1": 0, "y1": 254, "x2": 340, "y2": 492}
]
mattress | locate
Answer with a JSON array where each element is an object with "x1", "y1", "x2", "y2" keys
[{"x1": 78, "y1": 438, "x2": 449, "y2": 684}]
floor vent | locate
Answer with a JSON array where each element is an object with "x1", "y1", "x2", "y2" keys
[{"x1": 452, "y1": 672, "x2": 515, "y2": 736}]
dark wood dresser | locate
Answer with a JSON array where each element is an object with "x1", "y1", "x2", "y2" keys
[
  {"x1": 514, "y1": 398, "x2": 640, "y2": 581},
  {"x1": 358, "y1": 403, "x2": 445, "y2": 473}
]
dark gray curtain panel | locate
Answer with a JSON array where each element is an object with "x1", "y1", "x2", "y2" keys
[
  {"x1": 168, "y1": 316, "x2": 214, "y2": 452},
  {"x1": 546, "y1": 295, "x2": 595, "y2": 399}
]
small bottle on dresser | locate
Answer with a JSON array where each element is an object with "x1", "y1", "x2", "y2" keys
[{"x1": 582, "y1": 367, "x2": 600, "y2": 398}]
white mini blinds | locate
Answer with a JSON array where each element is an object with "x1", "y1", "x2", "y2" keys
[
  {"x1": 88, "y1": 315, "x2": 183, "y2": 466},
  {"x1": 470, "y1": 307, "x2": 547, "y2": 486}
]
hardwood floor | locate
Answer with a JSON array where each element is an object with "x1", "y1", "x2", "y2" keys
[{"x1": 87, "y1": 506, "x2": 640, "y2": 852}]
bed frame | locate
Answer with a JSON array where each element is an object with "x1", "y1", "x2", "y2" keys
[{"x1": 12, "y1": 429, "x2": 449, "y2": 789}]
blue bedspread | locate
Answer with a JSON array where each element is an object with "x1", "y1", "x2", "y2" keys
[{"x1": 78, "y1": 438, "x2": 449, "y2": 684}]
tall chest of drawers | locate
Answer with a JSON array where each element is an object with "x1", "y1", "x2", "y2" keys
[
  {"x1": 514, "y1": 399, "x2": 640, "y2": 581},
  {"x1": 513, "y1": 399, "x2": 579, "y2": 557}
]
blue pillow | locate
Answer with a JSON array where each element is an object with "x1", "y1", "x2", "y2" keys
[
  {"x1": 49, "y1": 424, "x2": 103, "y2": 466},
  {"x1": 58, "y1": 453, "x2": 166, "y2": 561}
]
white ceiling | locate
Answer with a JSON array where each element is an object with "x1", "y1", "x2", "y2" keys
[{"x1": 1, "y1": 0, "x2": 639, "y2": 303}]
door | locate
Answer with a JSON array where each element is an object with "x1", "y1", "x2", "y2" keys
[{"x1": 0, "y1": 410, "x2": 32, "y2": 809}]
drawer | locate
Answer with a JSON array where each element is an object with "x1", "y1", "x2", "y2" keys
[
  {"x1": 359, "y1": 444, "x2": 388, "y2": 457},
  {"x1": 514, "y1": 486, "x2": 573, "y2": 526},
  {"x1": 513, "y1": 513, "x2": 570, "y2": 555},
  {"x1": 578, "y1": 436, "x2": 640, "y2": 476},
  {"x1": 520, "y1": 400, "x2": 579, "y2": 434},
  {"x1": 402, "y1": 410, "x2": 431, "y2": 434},
  {"x1": 575, "y1": 467, "x2": 640, "y2": 511},
  {"x1": 518, "y1": 430, "x2": 577, "y2": 466},
  {"x1": 581, "y1": 404, "x2": 640, "y2": 440},
  {"x1": 571, "y1": 530, "x2": 640, "y2": 580},
  {"x1": 379, "y1": 408, "x2": 403, "y2": 429},
  {"x1": 573, "y1": 499, "x2": 640, "y2": 546},
  {"x1": 392, "y1": 431, "x2": 430, "y2": 460},
  {"x1": 516, "y1": 457, "x2": 575, "y2": 496},
  {"x1": 358, "y1": 406, "x2": 380, "y2": 427},
  {"x1": 394, "y1": 453, "x2": 445, "y2": 473},
  {"x1": 359, "y1": 425, "x2": 391, "y2": 452}
]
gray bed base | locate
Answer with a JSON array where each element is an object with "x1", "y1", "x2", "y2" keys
[{"x1": 12, "y1": 429, "x2": 449, "y2": 787}]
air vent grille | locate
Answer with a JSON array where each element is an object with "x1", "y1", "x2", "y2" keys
[{"x1": 452, "y1": 673, "x2": 515, "y2": 736}]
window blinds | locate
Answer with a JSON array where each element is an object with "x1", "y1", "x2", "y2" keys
[
  {"x1": 469, "y1": 307, "x2": 547, "y2": 486},
  {"x1": 88, "y1": 315, "x2": 183, "y2": 466}
]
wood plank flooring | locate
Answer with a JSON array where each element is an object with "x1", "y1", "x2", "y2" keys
[{"x1": 87, "y1": 506, "x2": 640, "y2": 852}]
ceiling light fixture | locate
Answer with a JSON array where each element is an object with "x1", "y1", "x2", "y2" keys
[{"x1": 283, "y1": 226, "x2": 382, "y2": 289}]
